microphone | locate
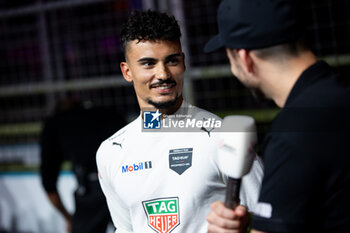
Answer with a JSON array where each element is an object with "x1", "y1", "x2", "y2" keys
[{"x1": 218, "y1": 116, "x2": 257, "y2": 209}]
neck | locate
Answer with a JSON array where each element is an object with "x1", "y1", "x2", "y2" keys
[
  {"x1": 160, "y1": 97, "x2": 183, "y2": 115},
  {"x1": 261, "y1": 51, "x2": 317, "y2": 108}
]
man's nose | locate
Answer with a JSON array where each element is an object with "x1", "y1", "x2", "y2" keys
[{"x1": 156, "y1": 64, "x2": 170, "y2": 79}]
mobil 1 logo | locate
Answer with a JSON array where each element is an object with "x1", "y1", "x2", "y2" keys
[
  {"x1": 142, "y1": 197, "x2": 180, "y2": 233},
  {"x1": 169, "y1": 148, "x2": 193, "y2": 175}
]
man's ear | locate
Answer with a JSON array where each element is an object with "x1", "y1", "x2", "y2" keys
[
  {"x1": 225, "y1": 48, "x2": 235, "y2": 64},
  {"x1": 120, "y1": 62, "x2": 133, "y2": 82},
  {"x1": 236, "y1": 49, "x2": 254, "y2": 74}
]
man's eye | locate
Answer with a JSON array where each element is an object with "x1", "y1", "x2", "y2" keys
[
  {"x1": 142, "y1": 62, "x2": 154, "y2": 67},
  {"x1": 168, "y1": 59, "x2": 179, "y2": 65}
]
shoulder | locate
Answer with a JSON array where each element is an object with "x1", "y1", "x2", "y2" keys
[
  {"x1": 107, "y1": 119, "x2": 135, "y2": 142},
  {"x1": 96, "y1": 116, "x2": 139, "y2": 163},
  {"x1": 188, "y1": 104, "x2": 222, "y2": 121},
  {"x1": 186, "y1": 104, "x2": 223, "y2": 136},
  {"x1": 291, "y1": 65, "x2": 350, "y2": 108}
]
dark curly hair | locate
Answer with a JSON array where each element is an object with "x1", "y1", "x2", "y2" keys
[{"x1": 121, "y1": 10, "x2": 181, "y2": 55}]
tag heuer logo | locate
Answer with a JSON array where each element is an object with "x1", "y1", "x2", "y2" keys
[{"x1": 142, "y1": 197, "x2": 180, "y2": 233}]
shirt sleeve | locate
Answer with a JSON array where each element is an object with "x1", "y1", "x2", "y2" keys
[
  {"x1": 96, "y1": 142, "x2": 133, "y2": 233},
  {"x1": 239, "y1": 155, "x2": 264, "y2": 212},
  {"x1": 40, "y1": 116, "x2": 63, "y2": 192}
]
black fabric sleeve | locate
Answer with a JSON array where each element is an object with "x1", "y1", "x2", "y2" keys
[
  {"x1": 40, "y1": 117, "x2": 63, "y2": 192},
  {"x1": 251, "y1": 132, "x2": 323, "y2": 233}
]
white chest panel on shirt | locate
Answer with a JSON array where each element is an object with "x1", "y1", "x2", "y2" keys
[{"x1": 97, "y1": 103, "x2": 263, "y2": 233}]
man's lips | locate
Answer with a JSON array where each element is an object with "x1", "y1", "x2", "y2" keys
[
  {"x1": 150, "y1": 80, "x2": 176, "y2": 89},
  {"x1": 150, "y1": 80, "x2": 176, "y2": 94}
]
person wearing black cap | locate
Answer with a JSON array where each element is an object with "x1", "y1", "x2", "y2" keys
[{"x1": 205, "y1": 0, "x2": 350, "y2": 233}]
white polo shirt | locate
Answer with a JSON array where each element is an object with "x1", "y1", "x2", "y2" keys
[{"x1": 97, "y1": 101, "x2": 263, "y2": 233}]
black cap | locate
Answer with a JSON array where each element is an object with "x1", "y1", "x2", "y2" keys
[{"x1": 204, "y1": 0, "x2": 302, "y2": 52}]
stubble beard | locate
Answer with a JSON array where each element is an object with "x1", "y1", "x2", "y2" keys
[{"x1": 148, "y1": 96, "x2": 179, "y2": 109}]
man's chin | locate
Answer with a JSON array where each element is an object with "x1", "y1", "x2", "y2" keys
[{"x1": 148, "y1": 97, "x2": 178, "y2": 109}]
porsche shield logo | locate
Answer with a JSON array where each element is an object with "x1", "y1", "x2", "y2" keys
[{"x1": 142, "y1": 197, "x2": 180, "y2": 233}]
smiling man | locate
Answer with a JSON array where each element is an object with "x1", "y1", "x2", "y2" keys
[
  {"x1": 96, "y1": 10, "x2": 263, "y2": 233},
  {"x1": 121, "y1": 38, "x2": 184, "y2": 113}
]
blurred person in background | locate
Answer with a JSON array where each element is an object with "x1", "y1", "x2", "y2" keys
[
  {"x1": 204, "y1": 0, "x2": 350, "y2": 232},
  {"x1": 96, "y1": 10, "x2": 263, "y2": 233},
  {"x1": 40, "y1": 95, "x2": 126, "y2": 233}
]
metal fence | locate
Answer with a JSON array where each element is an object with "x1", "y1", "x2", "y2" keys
[{"x1": 0, "y1": 0, "x2": 349, "y2": 167}]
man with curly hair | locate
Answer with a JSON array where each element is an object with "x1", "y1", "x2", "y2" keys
[{"x1": 96, "y1": 10, "x2": 263, "y2": 233}]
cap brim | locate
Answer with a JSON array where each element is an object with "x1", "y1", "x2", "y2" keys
[{"x1": 204, "y1": 34, "x2": 224, "y2": 53}]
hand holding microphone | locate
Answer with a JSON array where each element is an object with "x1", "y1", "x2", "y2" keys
[{"x1": 218, "y1": 116, "x2": 257, "y2": 209}]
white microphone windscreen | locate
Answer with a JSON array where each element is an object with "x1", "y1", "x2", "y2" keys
[{"x1": 217, "y1": 116, "x2": 257, "y2": 179}]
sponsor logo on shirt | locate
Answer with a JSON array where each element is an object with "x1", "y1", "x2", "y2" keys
[
  {"x1": 121, "y1": 161, "x2": 152, "y2": 173},
  {"x1": 143, "y1": 197, "x2": 180, "y2": 233},
  {"x1": 169, "y1": 148, "x2": 193, "y2": 175},
  {"x1": 200, "y1": 125, "x2": 215, "y2": 137}
]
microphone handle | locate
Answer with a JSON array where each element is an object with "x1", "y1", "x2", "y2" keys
[{"x1": 225, "y1": 177, "x2": 241, "y2": 209}]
